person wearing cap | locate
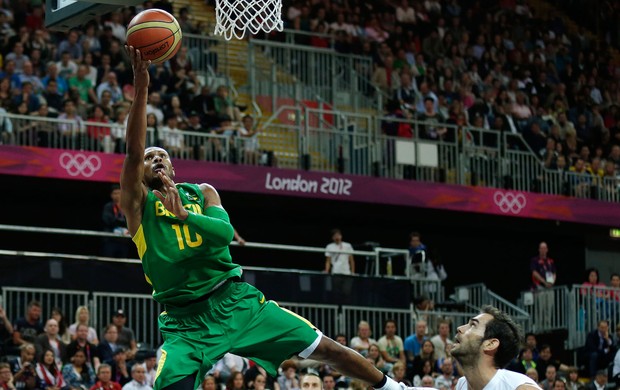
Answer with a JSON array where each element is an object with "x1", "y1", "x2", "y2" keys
[{"x1": 111, "y1": 310, "x2": 137, "y2": 361}]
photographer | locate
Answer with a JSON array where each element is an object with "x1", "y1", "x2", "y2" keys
[{"x1": 10, "y1": 344, "x2": 42, "y2": 390}]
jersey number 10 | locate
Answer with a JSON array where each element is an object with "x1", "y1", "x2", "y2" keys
[{"x1": 171, "y1": 224, "x2": 203, "y2": 250}]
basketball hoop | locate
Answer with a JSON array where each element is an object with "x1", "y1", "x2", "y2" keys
[{"x1": 214, "y1": 0, "x2": 283, "y2": 40}]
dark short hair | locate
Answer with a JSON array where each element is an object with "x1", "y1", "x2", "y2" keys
[
  {"x1": 330, "y1": 228, "x2": 341, "y2": 237},
  {"x1": 611, "y1": 273, "x2": 620, "y2": 280},
  {"x1": 482, "y1": 305, "x2": 523, "y2": 368},
  {"x1": 28, "y1": 300, "x2": 42, "y2": 309},
  {"x1": 383, "y1": 319, "x2": 397, "y2": 331}
]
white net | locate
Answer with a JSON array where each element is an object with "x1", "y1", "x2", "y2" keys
[{"x1": 214, "y1": 0, "x2": 283, "y2": 40}]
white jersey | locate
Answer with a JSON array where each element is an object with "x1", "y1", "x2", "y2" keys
[
  {"x1": 325, "y1": 241, "x2": 354, "y2": 275},
  {"x1": 455, "y1": 369, "x2": 542, "y2": 390}
]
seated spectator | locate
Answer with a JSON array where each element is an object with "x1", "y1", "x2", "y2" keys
[
  {"x1": 13, "y1": 301, "x2": 44, "y2": 347},
  {"x1": 226, "y1": 371, "x2": 246, "y2": 390},
  {"x1": 109, "y1": 349, "x2": 130, "y2": 387},
  {"x1": 565, "y1": 367, "x2": 584, "y2": 390},
  {"x1": 11, "y1": 344, "x2": 41, "y2": 390},
  {"x1": 430, "y1": 320, "x2": 452, "y2": 360},
  {"x1": 539, "y1": 365, "x2": 557, "y2": 390},
  {"x1": 364, "y1": 18, "x2": 389, "y2": 43},
  {"x1": 412, "y1": 340, "x2": 435, "y2": 378},
  {"x1": 62, "y1": 349, "x2": 95, "y2": 390},
  {"x1": 585, "y1": 320, "x2": 614, "y2": 379},
  {"x1": 57, "y1": 30, "x2": 83, "y2": 62},
  {"x1": 140, "y1": 351, "x2": 157, "y2": 388},
  {"x1": 366, "y1": 343, "x2": 391, "y2": 374},
  {"x1": 0, "y1": 363, "x2": 15, "y2": 390},
  {"x1": 65, "y1": 323, "x2": 100, "y2": 369},
  {"x1": 97, "y1": 324, "x2": 119, "y2": 365},
  {"x1": 90, "y1": 363, "x2": 121, "y2": 390},
  {"x1": 69, "y1": 306, "x2": 99, "y2": 345},
  {"x1": 390, "y1": 361, "x2": 410, "y2": 386},
  {"x1": 109, "y1": 310, "x2": 137, "y2": 361},
  {"x1": 535, "y1": 345, "x2": 568, "y2": 380},
  {"x1": 162, "y1": 115, "x2": 186, "y2": 158},
  {"x1": 96, "y1": 72, "x2": 123, "y2": 104},
  {"x1": 0, "y1": 60, "x2": 21, "y2": 91},
  {"x1": 412, "y1": 359, "x2": 433, "y2": 387},
  {"x1": 69, "y1": 65, "x2": 97, "y2": 105},
  {"x1": 36, "y1": 348, "x2": 67, "y2": 390},
  {"x1": 12, "y1": 82, "x2": 41, "y2": 113},
  {"x1": 213, "y1": 353, "x2": 250, "y2": 385},
  {"x1": 86, "y1": 104, "x2": 111, "y2": 151},
  {"x1": 18, "y1": 61, "x2": 44, "y2": 95},
  {"x1": 57, "y1": 99, "x2": 85, "y2": 148},
  {"x1": 569, "y1": 158, "x2": 593, "y2": 197},
  {"x1": 145, "y1": 92, "x2": 164, "y2": 126},
  {"x1": 525, "y1": 367, "x2": 538, "y2": 383},
  {"x1": 213, "y1": 86, "x2": 242, "y2": 124},
  {"x1": 35, "y1": 319, "x2": 66, "y2": 366},
  {"x1": 121, "y1": 365, "x2": 151, "y2": 390},
  {"x1": 372, "y1": 55, "x2": 400, "y2": 98},
  {"x1": 434, "y1": 357, "x2": 455, "y2": 390},
  {"x1": 377, "y1": 320, "x2": 405, "y2": 365},
  {"x1": 276, "y1": 361, "x2": 298, "y2": 390},
  {"x1": 585, "y1": 369, "x2": 607, "y2": 390},
  {"x1": 349, "y1": 321, "x2": 377, "y2": 357},
  {"x1": 6, "y1": 42, "x2": 29, "y2": 74},
  {"x1": 202, "y1": 376, "x2": 217, "y2": 390},
  {"x1": 56, "y1": 51, "x2": 78, "y2": 81},
  {"x1": 404, "y1": 320, "x2": 427, "y2": 373}
]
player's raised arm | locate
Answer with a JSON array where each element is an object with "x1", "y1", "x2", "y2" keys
[{"x1": 120, "y1": 46, "x2": 151, "y2": 236}]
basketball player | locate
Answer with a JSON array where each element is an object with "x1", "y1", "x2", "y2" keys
[
  {"x1": 121, "y1": 46, "x2": 422, "y2": 390},
  {"x1": 452, "y1": 306, "x2": 542, "y2": 390}
]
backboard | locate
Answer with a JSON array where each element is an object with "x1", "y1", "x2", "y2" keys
[{"x1": 45, "y1": 0, "x2": 142, "y2": 31}]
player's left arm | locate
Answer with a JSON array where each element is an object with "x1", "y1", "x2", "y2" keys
[{"x1": 154, "y1": 173, "x2": 234, "y2": 247}]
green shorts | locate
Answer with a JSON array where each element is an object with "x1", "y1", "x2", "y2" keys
[{"x1": 153, "y1": 279, "x2": 322, "y2": 390}]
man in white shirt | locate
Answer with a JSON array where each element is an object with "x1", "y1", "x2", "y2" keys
[
  {"x1": 324, "y1": 229, "x2": 355, "y2": 275},
  {"x1": 452, "y1": 306, "x2": 542, "y2": 390},
  {"x1": 430, "y1": 320, "x2": 453, "y2": 360},
  {"x1": 122, "y1": 364, "x2": 152, "y2": 390}
]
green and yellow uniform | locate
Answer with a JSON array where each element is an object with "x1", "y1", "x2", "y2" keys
[{"x1": 133, "y1": 183, "x2": 320, "y2": 390}]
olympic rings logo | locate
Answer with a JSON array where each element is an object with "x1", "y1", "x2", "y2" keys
[
  {"x1": 59, "y1": 152, "x2": 102, "y2": 177},
  {"x1": 493, "y1": 190, "x2": 527, "y2": 214}
]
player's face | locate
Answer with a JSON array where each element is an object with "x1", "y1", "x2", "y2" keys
[
  {"x1": 143, "y1": 147, "x2": 174, "y2": 188},
  {"x1": 451, "y1": 313, "x2": 492, "y2": 359}
]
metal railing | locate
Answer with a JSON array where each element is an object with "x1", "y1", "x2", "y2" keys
[
  {"x1": 453, "y1": 283, "x2": 531, "y2": 331},
  {"x1": 278, "y1": 302, "x2": 340, "y2": 338},
  {"x1": 262, "y1": 28, "x2": 336, "y2": 48},
  {"x1": 341, "y1": 305, "x2": 414, "y2": 339},
  {"x1": 518, "y1": 286, "x2": 570, "y2": 334}
]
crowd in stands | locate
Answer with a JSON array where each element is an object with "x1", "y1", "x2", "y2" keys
[
  {"x1": 279, "y1": 0, "x2": 620, "y2": 198},
  {"x1": 0, "y1": 1, "x2": 269, "y2": 165},
  {"x1": 4, "y1": 297, "x2": 620, "y2": 390}
]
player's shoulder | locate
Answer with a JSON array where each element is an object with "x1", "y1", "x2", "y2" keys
[{"x1": 496, "y1": 369, "x2": 542, "y2": 390}]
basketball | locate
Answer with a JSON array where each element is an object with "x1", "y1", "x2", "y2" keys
[{"x1": 126, "y1": 9, "x2": 182, "y2": 64}]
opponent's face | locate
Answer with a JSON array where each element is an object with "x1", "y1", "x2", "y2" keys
[
  {"x1": 451, "y1": 313, "x2": 492, "y2": 359},
  {"x1": 143, "y1": 147, "x2": 174, "y2": 189}
]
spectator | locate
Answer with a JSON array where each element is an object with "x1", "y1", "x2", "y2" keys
[
  {"x1": 96, "y1": 72, "x2": 123, "y2": 104},
  {"x1": 189, "y1": 86, "x2": 216, "y2": 129},
  {"x1": 366, "y1": 344, "x2": 390, "y2": 374},
  {"x1": 390, "y1": 361, "x2": 409, "y2": 386},
  {"x1": 585, "y1": 320, "x2": 614, "y2": 379},
  {"x1": 50, "y1": 308, "x2": 72, "y2": 345},
  {"x1": 56, "y1": 52, "x2": 78, "y2": 80},
  {"x1": 109, "y1": 349, "x2": 130, "y2": 387},
  {"x1": 525, "y1": 367, "x2": 538, "y2": 384},
  {"x1": 11, "y1": 344, "x2": 41, "y2": 390},
  {"x1": 430, "y1": 320, "x2": 453, "y2": 360},
  {"x1": 121, "y1": 365, "x2": 151, "y2": 390},
  {"x1": 202, "y1": 376, "x2": 216, "y2": 390},
  {"x1": 585, "y1": 369, "x2": 607, "y2": 390},
  {"x1": 372, "y1": 55, "x2": 400, "y2": 98},
  {"x1": 90, "y1": 364, "x2": 121, "y2": 390},
  {"x1": 65, "y1": 323, "x2": 100, "y2": 370},
  {"x1": 530, "y1": 242, "x2": 556, "y2": 331},
  {"x1": 110, "y1": 310, "x2": 136, "y2": 361},
  {"x1": 324, "y1": 228, "x2": 355, "y2": 275},
  {"x1": 403, "y1": 320, "x2": 428, "y2": 367},
  {"x1": 535, "y1": 345, "x2": 568, "y2": 380},
  {"x1": 18, "y1": 61, "x2": 43, "y2": 95},
  {"x1": 104, "y1": 12, "x2": 126, "y2": 44},
  {"x1": 553, "y1": 378, "x2": 567, "y2": 390},
  {"x1": 35, "y1": 319, "x2": 66, "y2": 366},
  {"x1": 101, "y1": 183, "x2": 130, "y2": 258},
  {"x1": 0, "y1": 363, "x2": 15, "y2": 390},
  {"x1": 145, "y1": 92, "x2": 164, "y2": 126},
  {"x1": 213, "y1": 86, "x2": 242, "y2": 124},
  {"x1": 57, "y1": 99, "x2": 84, "y2": 148},
  {"x1": 140, "y1": 351, "x2": 157, "y2": 388},
  {"x1": 213, "y1": 354, "x2": 250, "y2": 385},
  {"x1": 97, "y1": 324, "x2": 119, "y2": 364},
  {"x1": 12, "y1": 82, "x2": 40, "y2": 113},
  {"x1": 238, "y1": 115, "x2": 261, "y2": 165},
  {"x1": 6, "y1": 42, "x2": 29, "y2": 74},
  {"x1": 162, "y1": 115, "x2": 186, "y2": 158},
  {"x1": 408, "y1": 231, "x2": 427, "y2": 274},
  {"x1": 13, "y1": 301, "x2": 44, "y2": 346},
  {"x1": 433, "y1": 357, "x2": 455, "y2": 390},
  {"x1": 68, "y1": 306, "x2": 98, "y2": 346},
  {"x1": 349, "y1": 321, "x2": 376, "y2": 357},
  {"x1": 86, "y1": 104, "x2": 111, "y2": 151},
  {"x1": 80, "y1": 23, "x2": 102, "y2": 57},
  {"x1": 69, "y1": 65, "x2": 97, "y2": 105},
  {"x1": 565, "y1": 367, "x2": 584, "y2": 390},
  {"x1": 35, "y1": 348, "x2": 67, "y2": 390},
  {"x1": 42, "y1": 79, "x2": 64, "y2": 114},
  {"x1": 0, "y1": 304, "x2": 14, "y2": 356},
  {"x1": 539, "y1": 365, "x2": 557, "y2": 390},
  {"x1": 57, "y1": 30, "x2": 83, "y2": 62},
  {"x1": 62, "y1": 349, "x2": 95, "y2": 390},
  {"x1": 276, "y1": 361, "x2": 298, "y2": 390},
  {"x1": 377, "y1": 320, "x2": 405, "y2": 365}
]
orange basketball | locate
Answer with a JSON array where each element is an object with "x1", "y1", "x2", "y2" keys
[{"x1": 126, "y1": 9, "x2": 182, "y2": 64}]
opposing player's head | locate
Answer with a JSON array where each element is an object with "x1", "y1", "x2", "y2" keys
[
  {"x1": 143, "y1": 146, "x2": 175, "y2": 189},
  {"x1": 451, "y1": 305, "x2": 522, "y2": 369}
]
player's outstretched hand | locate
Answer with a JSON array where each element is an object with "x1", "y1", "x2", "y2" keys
[
  {"x1": 125, "y1": 45, "x2": 151, "y2": 91},
  {"x1": 153, "y1": 172, "x2": 189, "y2": 220}
]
